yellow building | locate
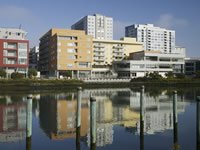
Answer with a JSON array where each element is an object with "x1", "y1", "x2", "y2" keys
[
  {"x1": 92, "y1": 37, "x2": 143, "y2": 78},
  {"x1": 39, "y1": 28, "x2": 93, "y2": 78}
]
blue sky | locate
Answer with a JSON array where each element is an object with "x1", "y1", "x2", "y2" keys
[{"x1": 0, "y1": 0, "x2": 199, "y2": 56}]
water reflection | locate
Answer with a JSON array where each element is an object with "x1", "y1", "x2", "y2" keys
[
  {"x1": 37, "y1": 88, "x2": 190, "y2": 149},
  {"x1": 0, "y1": 95, "x2": 26, "y2": 143},
  {"x1": 0, "y1": 87, "x2": 198, "y2": 150}
]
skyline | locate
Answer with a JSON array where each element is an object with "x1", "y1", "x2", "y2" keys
[{"x1": 0, "y1": 0, "x2": 199, "y2": 57}]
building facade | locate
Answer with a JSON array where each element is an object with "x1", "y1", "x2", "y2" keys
[
  {"x1": 29, "y1": 46, "x2": 39, "y2": 69},
  {"x1": 92, "y1": 37, "x2": 143, "y2": 78},
  {"x1": 185, "y1": 57, "x2": 200, "y2": 76},
  {"x1": 113, "y1": 49, "x2": 185, "y2": 78},
  {"x1": 72, "y1": 14, "x2": 113, "y2": 40},
  {"x1": 125, "y1": 24, "x2": 175, "y2": 53},
  {"x1": 39, "y1": 28, "x2": 93, "y2": 78},
  {"x1": 0, "y1": 28, "x2": 29, "y2": 77}
]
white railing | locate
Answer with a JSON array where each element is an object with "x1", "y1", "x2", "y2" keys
[{"x1": 83, "y1": 78, "x2": 131, "y2": 83}]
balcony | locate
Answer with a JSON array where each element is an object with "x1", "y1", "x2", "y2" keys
[
  {"x1": 113, "y1": 53, "x2": 123, "y2": 57},
  {"x1": 94, "y1": 57, "x2": 104, "y2": 62},
  {"x1": 94, "y1": 44, "x2": 104, "y2": 48},
  {"x1": 113, "y1": 45, "x2": 123, "y2": 49},
  {"x1": 94, "y1": 53, "x2": 104, "y2": 57},
  {"x1": 94, "y1": 49, "x2": 104, "y2": 52}
]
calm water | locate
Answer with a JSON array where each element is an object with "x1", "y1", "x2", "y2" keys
[{"x1": 0, "y1": 87, "x2": 199, "y2": 150}]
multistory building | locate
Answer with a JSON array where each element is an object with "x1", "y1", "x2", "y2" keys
[
  {"x1": 92, "y1": 37, "x2": 143, "y2": 78},
  {"x1": 0, "y1": 28, "x2": 29, "y2": 77},
  {"x1": 39, "y1": 28, "x2": 93, "y2": 78},
  {"x1": 72, "y1": 14, "x2": 113, "y2": 40},
  {"x1": 29, "y1": 46, "x2": 39, "y2": 69},
  {"x1": 125, "y1": 24, "x2": 175, "y2": 53},
  {"x1": 185, "y1": 57, "x2": 200, "y2": 76}
]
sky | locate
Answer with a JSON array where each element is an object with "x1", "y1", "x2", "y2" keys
[{"x1": 0, "y1": 0, "x2": 199, "y2": 57}]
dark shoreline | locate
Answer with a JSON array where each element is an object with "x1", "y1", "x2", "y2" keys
[{"x1": 1, "y1": 79, "x2": 200, "y2": 94}]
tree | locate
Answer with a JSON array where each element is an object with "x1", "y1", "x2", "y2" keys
[
  {"x1": 0, "y1": 69, "x2": 6, "y2": 78},
  {"x1": 165, "y1": 71, "x2": 174, "y2": 79},
  {"x1": 63, "y1": 70, "x2": 72, "y2": 78},
  {"x1": 11, "y1": 72, "x2": 24, "y2": 79},
  {"x1": 195, "y1": 70, "x2": 200, "y2": 78},
  {"x1": 28, "y1": 68, "x2": 37, "y2": 78}
]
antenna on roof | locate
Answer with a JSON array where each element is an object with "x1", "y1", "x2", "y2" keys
[{"x1": 19, "y1": 24, "x2": 22, "y2": 29}]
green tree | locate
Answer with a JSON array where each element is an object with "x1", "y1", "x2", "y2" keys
[
  {"x1": 63, "y1": 70, "x2": 72, "y2": 78},
  {"x1": 11, "y1": 72, "x2": 24, "y2": 79},
  {"x1": 0, "y1": 69, "x2": 6, "y2": 78},
  {"x1": 28, "y1": 68, "x2": 37, "y2": 78}
]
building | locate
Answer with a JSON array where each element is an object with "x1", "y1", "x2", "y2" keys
[
  {"x1": 0, "y1": 28, "x2": 29, "y2": 77},
  {"x1": 113, "y1": 49, "x2": 185, "y2": 78},
  {"x1": 185, "y1": 57, "x2": 200, "y2": 76},
  {"x1": 72, "y1": 14, "x2": 113, "y2": 40},
  {"x1": 39, "y1": 28, "x2": 93, "y2": 78},
  {"x1": 29, "y1": 46, "x2": 39, "y2": 69},
  {"x1": 125, "y1": 24, "x2": 175, "y2": 53},
  {"x1": 92, "y1": 37, "x2": 143, "y2": 78}
]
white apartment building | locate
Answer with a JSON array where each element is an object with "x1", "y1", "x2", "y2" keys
[
  {"x1": 113, "y1": 49, "x2": 185, "y2": 78},
  {"x1": 125, "y1": 24, "x2": 175, "y2": 53},
  {"x1": 71, "y1": 14, "x2": 113, "y2": 40}
]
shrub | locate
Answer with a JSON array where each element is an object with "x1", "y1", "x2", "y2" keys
[
  {"x1": 62, "y1": 70, "x2": 72, "y2": 78},
  {"x1": 28, "y1": 68, "x2": 37, "y2": 78},
  {"x1": 165, "y1": 71, "x2": 174, "y2": 79},
  {"x1": 11, "y1": 72, "x2": 24, "y2": 79},
  {"x1": 148, "y1": 72, "x2": 163, "y2": 80},
  {"x1": 195, "y1": 70, "x2": 200, "y2": 78},
  {"x1": 176, "y1": 73, "x2": 185, "y2": 79},
  {"x1": 0, "y1": 69, "x2": 6, "y2": 78}
]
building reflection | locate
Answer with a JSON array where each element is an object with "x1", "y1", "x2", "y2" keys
[
  {"x1": 39, "y1": 93, "x2": 89, "y2": 140},
  {"x1": 38, "y1": 88, "x2": 189, "y2": 148},
  {"x1": 129, "y1": 91, "x2": 189, "y2": 135},
  {"x1": 0, "y1": 95, "x2": 26, "y2": 143}
]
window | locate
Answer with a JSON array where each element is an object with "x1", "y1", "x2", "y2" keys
[
  {"x1": 18, "y1": 51, "x2": 27, "y2": 57},
  {"x1": 18, "y1": 43, "x2": 27, "y2": 49},
  {"x1": 79, "y1": 62, "x2": 89, "y2": 68},
  {"x1": 67, "y1": 64, "x2": 73, "y2": 68},
  {"x1": 18, "y1": 58, "x2": 27, "y2": 64},
  {"x1": 7, "y1": 43, "x2": 17, "y2": 49},
  {"x1": 68, "y1": 55, "x2": 76, "y2": 59},
  {"x1": 67, "y1": 43, "x2": 77, "y2": 47},
  {"x1": 67, "y1": 49, "x2": 76, "y2": 53}
]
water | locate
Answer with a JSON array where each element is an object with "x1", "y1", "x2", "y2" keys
[{"x1": 0, "y1": 87, "x2": 199, "y2": 150}]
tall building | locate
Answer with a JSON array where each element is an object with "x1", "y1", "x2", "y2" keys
[
  {"x1": 0, "y1": 28, "x2": 29, "y2": 76},
  {"x1": 72, "y1": 14, "x2": 113, "y2": 40},
  {"x1": 125, "y1": 24, "x2": 175, "y2": 53},
  {"x1": 29, "y1": 46, "x2": 39, "y2": 69},
  {"x1": 39, "y1": 28, "x2": 93, "y2": 78}
]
